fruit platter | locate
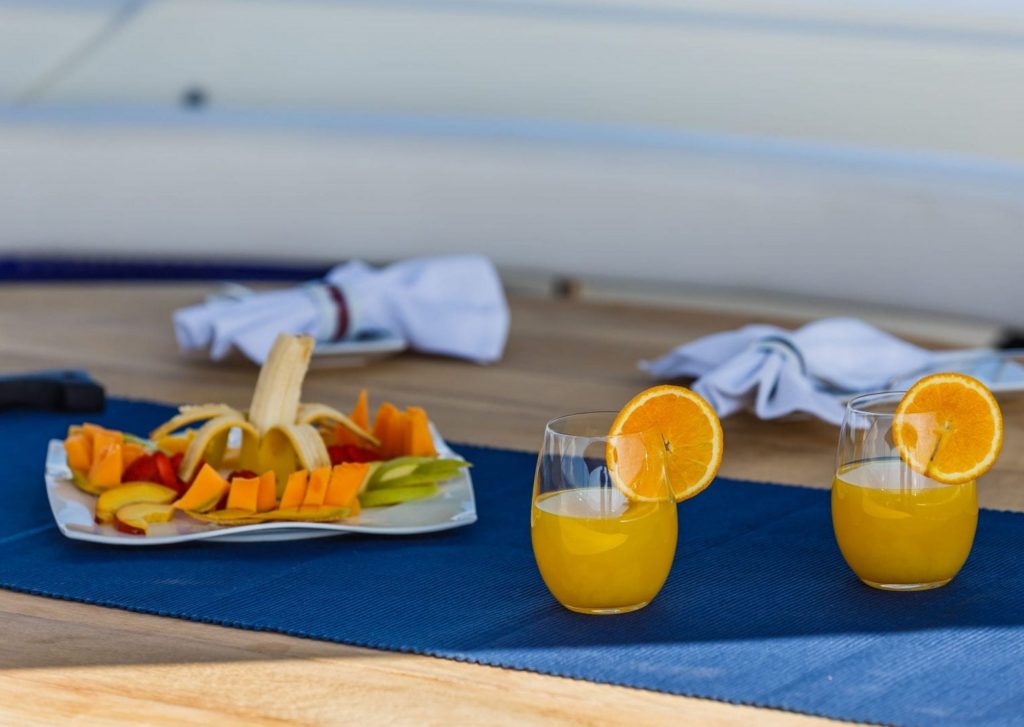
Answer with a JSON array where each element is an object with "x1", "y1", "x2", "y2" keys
[{"x1": 45, "y1": 334, "x2": 476, "y2": 545}]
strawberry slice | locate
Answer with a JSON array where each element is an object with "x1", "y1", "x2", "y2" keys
[
  {"x1": 153, "y1": 452, "x2": 183, "y2": 492},
  {"x1": 122, "y1": 454, "x2": 158, "y2": 483}
]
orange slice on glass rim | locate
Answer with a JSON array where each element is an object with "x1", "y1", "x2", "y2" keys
[
  {"x1": 607, "y1": 385, "x2": 724, "y2": 502},
  {"x1": 892, "y1": 372, "x2": 1003, "y2": 485}
]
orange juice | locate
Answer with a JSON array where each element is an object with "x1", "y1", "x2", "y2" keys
[
  {"x1": 531, "y1": 488, "x2": 677, "y2": 613},
  {"x1": 832, "y1": 459, "x2": 977, "y2": 589}
]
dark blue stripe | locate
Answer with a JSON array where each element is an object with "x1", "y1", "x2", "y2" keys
[{"x1": 0, "y1": 255, "x2": 333, "y2": 282}]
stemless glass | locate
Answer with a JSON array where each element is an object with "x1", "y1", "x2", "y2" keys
[
  {"x1": 833, "y1": 392, "x2": 979, "y2": 591},
  {"x1": 531, "y1": 412, "x2": 677, "y2": 614}
]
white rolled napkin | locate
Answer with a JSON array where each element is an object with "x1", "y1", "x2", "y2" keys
[
  {"x1": 174, "y1": 254, "x2": 510, "y2": 364},
  {"x1": 640, "y1": 318, "x2": 937, "y2": 425}
]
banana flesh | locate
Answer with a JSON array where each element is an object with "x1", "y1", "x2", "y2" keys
[{"x1": 248, "y1": 334, "x2": 314, "y2": 435}]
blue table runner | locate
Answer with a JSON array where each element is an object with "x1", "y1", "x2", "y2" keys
[{"x1": 2, "y1": 399, "x2": 1022, "y2": 726}]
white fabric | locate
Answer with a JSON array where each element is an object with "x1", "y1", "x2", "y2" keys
[
  {"x1": 173, "y1": 254, "x2": 509, "y2": 364},
  {"x1": 640, "y1": 318, "x2": 935, "y2": 425}
]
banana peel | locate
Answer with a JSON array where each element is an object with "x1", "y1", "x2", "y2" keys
[
  {"x1": 185, "y1": 505, "x2": 350, "y2": 526},
  {"x1": 149, "y1": 404, "x2": 244, "y2": 441},
  {"x1": 296, "y1": 402, "x2": 378, "y2": 447}
]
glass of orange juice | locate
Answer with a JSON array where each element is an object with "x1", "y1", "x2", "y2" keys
[
  {"x1": 531, "y1": 412, "x2": 677, "y2": 614},
  {"x1": 833, "y1": 392, "x2": 978, "y2": 591}
]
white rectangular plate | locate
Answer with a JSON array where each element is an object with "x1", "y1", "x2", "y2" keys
[{"x1": 45, "y1": 428, "x2": 476, "y2": 545}]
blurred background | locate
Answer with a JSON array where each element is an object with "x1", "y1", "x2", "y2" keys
[{"x1": 2, "y1": 0, "x2": 1021, "y2": 344}]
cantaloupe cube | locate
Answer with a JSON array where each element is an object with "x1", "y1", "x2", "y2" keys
[
  {"x1": 351, "y1": 389, "x2": 370, "y2": 430},
  {"x1": 83, "y1": 423, "x2": 123, "y2": 447},
  {"x1": 175, "y1": 464, "x2": 229, "y2": 512},
  {"x1": 405, "y1": 407, "x2": 436, "y2": 457},
  {"x1": 256, "y1": 471, "x2": 277, "y2": 512},
  {"x1": 303, "y1": 467, "x2": 330, "y2": 507},
  {"x1": 334, "y1": 389, "x2": 372, "y2": 447},
  {"x1": 373, "y1": 402, "x2": 400, "y2": 457},
  {"x1": 280, "y1": 470, "x2": 308, "y2": 510},
  {"x1": 325, "y1": 463, "x2": 370, "y2": 507},
  {"x1": 64, "y1": 433, "x2": 92, "y2": 472},
  {"x1": 227, "y1": 476, "x2": 260, "y2": 513},
  {"x1": 88, "y1": 443, "x2": 123, "y2": 488},
  {"x1": 386, "y1": 412, "x2": 410, "y2": 458}
]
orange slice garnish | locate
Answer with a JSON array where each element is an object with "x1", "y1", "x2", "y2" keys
[
  {"x1": 607, "y1": 385, "x2": 724, "y2": 502},
  {"x1": 892, "y1": 372, "x2": 1003, "y2": 485}
]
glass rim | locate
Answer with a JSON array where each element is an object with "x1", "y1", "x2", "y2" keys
[
  {"x1": 845, "y1": 390, "x2": 907, "y2": 417},
  {"x1": 543, "y1": 411, "x2": 653, "y2": 443}
]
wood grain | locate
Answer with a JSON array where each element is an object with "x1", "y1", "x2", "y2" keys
[{"x1": 0, "y1": 283, "x2": 1019, "y2": 725}]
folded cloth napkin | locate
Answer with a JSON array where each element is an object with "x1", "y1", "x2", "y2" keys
[
  {"x1": 640, "y1": 318, "x2": 937, "y2": 425},
  {"x1": 174, "y1": 254, "x2": 509, "y2": 364}
]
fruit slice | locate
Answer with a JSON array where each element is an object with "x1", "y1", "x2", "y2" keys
[
  {"x1": 248, "y1": 333, "x2": 314, "y2": 435},
  {"x1": 366, "y1": 457, "x2": 466, "y2": 490},
  {"x1": 122, "y1": 453, "x2": 158, "y2": 484},
  {"x1": 85, "y1": 425, "x2": 123, "y2": 449},
  {"x1": 296, "y1": 402, "x2": 379, "y2": 447},
  {"x1": 258, "y1": 423, "x2": 330, "y2": 485},
  {"x1": 266, "y1": 506, "x2": 350, "y2": 522},
  {"x1": 303, "y1": 467, "x2": 331, "y2": 507},
  {"x1": 178, "y1": 416, "x2": 259, "y2": 483},
  {"x1": 96, "y1": 483, "x2": 177, "y2": 524},
  {"x1": 360, "y1": 483, "x2": 438, "y2": 508},
  {"x1": 88, "y1": 442, "x2": 123, "y2": 489},
  {"x1": 256, "y1": 471, "x2": 277, "y2": 512},
  {"x1": 71, "y1": 470, "x2": 105, "y2": 496},
  {"x1": 180, "y1": 509, "x2": 267, "y2": 525},
  {"x1": 325, "y1": 463, "x2": 370, "y2": 507},
  {"x1": 156, "y1": 431, "x2": 195, "y2": 456},
  {"x1": 64, "y1": 434, "x2": 92, "y2": 472},
  {"x1": 226, "y1": 476, "x2": 260, "y2": 512},
  {"x1": 893, "y1": 372, "x2": 1003, "y2": 484},
  {"x1": 149, "y1": 404, "x2": 244, "y2": 441},
  {"x1": 174, "y1": 463, "x2": 230, "y2": 512},
  {"x1": 608, "y1": 385, "x2": 724, "y2": 502},
  {"x1": 279, "y1": 470, "x2": 308, "y2": 509},
  {"x1": 405, "y1": 407, "x2": 437, "y2": 457},
  {"x1": 113, "y1": 502, "x2": 175, "y2": 535},
  {"x1": 372, "y1": 402, "x2": 401, "y2": 457},
  {"x1": 351, "y1": 389, "x2": 370, "y2": 430},
  {"x1": 121, "y1": 442, "x2": 148, "y2": 470}
]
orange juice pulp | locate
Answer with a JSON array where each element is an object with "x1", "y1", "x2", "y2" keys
[
  {"x1": 531, "y1": 487, "x2": 677, "y2": 613},
  {"x1": 832, "y1": 459, "x2": 977, "y2": 587}
]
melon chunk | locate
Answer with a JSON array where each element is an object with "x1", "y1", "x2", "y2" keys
[
  {"x1": 226, "y1": 476, "x2": 260, "y2": 513},
  {"x1": 302, "y1": 467, "x2": 330, "y2": 507},
  {"x1": 279, "y1": 470, "x2": 308, "y2": 510},
  {"x1": 325, "y1": 463, "x2": 370, "y2": 507},
  {"x1": 175, "y1": 464, "x2": 229, "y2": 512},
  {"x1": 257, "y1": 471, "x2": 277, "y2": 512},
  {"x1": 64, "y1": 434, "x2": 92, "y2": 472},
  {"x1": 88, "y1": 443, "x2": 123, "y2": 489},
  {"x1": 405, "y1": 407, "x2": 436, "y2": 457}
]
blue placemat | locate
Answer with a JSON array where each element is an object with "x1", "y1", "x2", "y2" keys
[{"x1": 2, "y1": 398, "x2": 1022, "y2": 726}]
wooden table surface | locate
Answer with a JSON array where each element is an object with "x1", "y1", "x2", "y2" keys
[{"x1": 0, "y1": 283, "x2": 1020, "y2": 726}]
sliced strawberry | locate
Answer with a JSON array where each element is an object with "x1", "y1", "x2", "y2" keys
[
  {"x1": 122, "y1": 454, "x2": 158, "y2": 483},
  {"x1": 154, "y1": 452, "x2": 182, "y2": 491},
  {"x1": 170, "y1": 452, "x2": 184, "y2": 471},
  {"x1": 228, "y1": 469, "x2": 259, "y2": 480},
  {"x1": 329, "y1": 444, "x2": 382, "y2": 464}
]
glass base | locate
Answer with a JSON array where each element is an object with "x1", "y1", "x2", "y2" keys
[
  {"x1": 861, "y1": 578, "x2": 952, "y2": 592},
  {"x1": 563, "y1": 601, "x2": 650, "y2": 615}
]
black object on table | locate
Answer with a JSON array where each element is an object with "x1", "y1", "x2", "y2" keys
[{"x1": 0, "y1": 370, "x2": 105, "y2": 412}]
